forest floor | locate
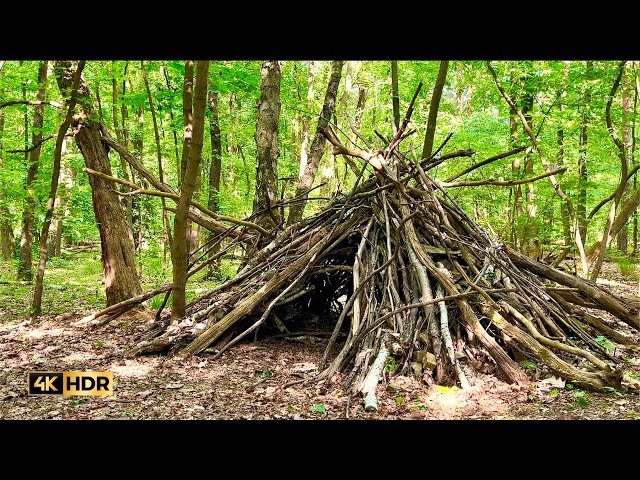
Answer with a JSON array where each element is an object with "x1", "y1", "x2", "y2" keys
[{"x1": 1, "y1": 251, "x2": 640, "y2": 420}]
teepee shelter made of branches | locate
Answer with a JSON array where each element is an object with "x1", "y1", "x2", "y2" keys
[{"x1": 86, "y1": 86, "x2": 639, "y2": 411}]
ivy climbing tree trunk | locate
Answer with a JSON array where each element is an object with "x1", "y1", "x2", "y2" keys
[
  {"x1": 287, "y1": 60, "x2": 343, "y2": 226},
  {"x1": 53, "y1": 60, "x2": 141, "y2": 307},
  {"x1": 252, "y1": 60, "x2": 283, "y2": 233},
  {"x1": 18, "y1": 61, "x2": 47, "y2": 281},
  {"x1": 171, "y1": 60, "x2": 210, "y2": 323},
  {"x1": 421, "y1": 60, "x2": 449, "y2": 160}
]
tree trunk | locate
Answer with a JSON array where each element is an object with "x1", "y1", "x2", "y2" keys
[
  {"x1": 299, "y1": 61, "x2": 316, "y2": 178},
  {"x1": 421, "y1": 60, "x2": 449, "y2": 160},
  {"x1": 252, "y1": 61, "x2": 283, "y2": 231},
  {"x1": 171, "y1": 60, "x2": 210, "y2": 322},
  {"x1": 617, "y1": 64, "x2": 633, "y2": 253},
  {"x1": 0, "y1": 77, "x2": 12, "y2": 261},
  {"x1": 391, "y1": 61, "x2": 400, "y2": 133},
  {"x1": 18, "y1": 61, "x2": 47, "y2": 281},
  {"x1": 161, "y1": 63, "x2": 182, "y2": 178},
  {"x1": 54, "y1": 61, "x2": 141, "y2": 307},
  {"x1": 32, "y1": 62, "x2": 85, "y2": 314},
  {"x1": 110, "y1": 61, "x2": 133, "y2": 233},
  {"x1": 287, "y1": 61, "x2": 343, "y2": 226},
  {"x1": 577, "y1": 61, "x2": 592, "y2": 244},
  {"x1": 180, "y1": 61, "x2": 194, "y2": 186},
  {"x1": 207, "y1": 90, "x2": 222, "y2": 273},
  {"x1": 141, "y1": 61, "x2": 173, "y2": 260}
]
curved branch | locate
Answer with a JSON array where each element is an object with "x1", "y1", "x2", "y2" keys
[
  {"x1": 445, "y1": 146, "x2": 527, "y2": 182},
  {"x1": 440, "y1": 167, "x2": 566, "y2": 188},
  {"x1": 84, "y1": 167, "x2": 270, "y2": 236}
]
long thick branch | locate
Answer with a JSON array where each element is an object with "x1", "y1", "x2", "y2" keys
[
  {"x1": 83, "y1": 167, "x2": 270, "y2": 236},
  {"x1": 445, "y1": 146, "x2": 527, "y2": 182},
  {"x1": 588, "y1": 164, "x2": 640, "y2": 219},
  {"x1": 440, "y1": 167, "x2": 566, "y2": 188},
  {"x1": 0, "y1": 100, "x2": 62, "y2": 110}
]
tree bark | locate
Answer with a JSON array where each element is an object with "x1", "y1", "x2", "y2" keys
[
  {"x1": 207, "y1": 90, "x2": 222, "y2": 272},
  {"x1": 0, "y1": 76, "x2": 12, "y2": 261},
  {"x1": 421, "y1": 60, "x2": 449, "y2": 160},
  {"x1": 141, "y1": 61, "x2": 173, "y2": 258},
  {"x1": 287, "y1": 60, "x2": 343, "y2": 226},
  {"x1": 299, "y1": 61, "x2": 316, "y2": 177},
  {"x1": 391, "y1": 61, "x2": 400, "y2": 133},
  {"x1": 617, "y1": 64, "x2": 633, "y2": 253},
  {"x1": 252, "y1": 61, "x2": 283, "y2": 231},
  {"x1": 53, "y1": 61, "x2": 141, "y2": 306},
  {"x1": 589, "y1": 61, "x2": 627, "y2": 280},
  {"x1": 17, "y1": 61, "x2": 47, "y2": 281},
  {"x1": 180, "y1": 61, "x2": 194, "y2": 186},
  {"x1": 171, "y1": 60, "x2": 210, "y2": 322},
  {"x1": 577, "y1": 61, "x2": 592, "y2": 245},
  {"x1": 31, "y1": 61, "x2": 84, "y2": 314}
]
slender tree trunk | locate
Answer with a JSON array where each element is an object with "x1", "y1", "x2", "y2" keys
[
  {"x1": 141, "y1": 61, "x2": 173, "y2": 263},
  {"x1": 299, "y1": 61, "x2": 316, "y2": 178},
  {"x1": 590, "y1": 61, "x2": 627, "y2": 280},
  {"x1": 18, "y1": 61, "x2": 47, "y2": 281},
  {"x1": 207, "y1": 90, "x2": 222, "y2": 273},
  {"x1": 53, "y1": 61, "x2": 141, "y2": 306},
  {"x1": 181, "y1": 61, "x2": 194, "y2": 186},
  {"x1": 557, "y1": 63, "x2": 572, "y2": 246},
  {"x1": 391, "y1": 61, "x2": 400, "y2": 133},
  {"x1": 252, "y1": 60, "x2": 283, "y2": 231},
  {"x1": 171, "y1": 61, "x2": 210, "y2": 322},
  {"x1": 519, "y1": 62, "x2": 538, "y2": 255},
  {"x1": 577, "y1": 61, "x2": 592, "y2": 245},
  {"x1": 110, "y1": 61, "x2": 133, "y2": 233},
  {"x1": 287, "y1": 61, "x2": 343, "y2": 226},
  {"x1": 617, "y1": 64, "x2": 633, "y2": 253},
  {"x1": 0, "y1": 76, "x2": 12, "y2": 261},
  {"x1": 161, "y1": 64, "x2": 181, "y2": 177},
  {"x1": 31, "y1": 61, "x2": 84, "y2": 314},
  {"x1": 632, "y1": 65, "x2": 639, "y2": 257},
  {"x1": 421, "y1": 60, "x2": 449, "y2": 160}
]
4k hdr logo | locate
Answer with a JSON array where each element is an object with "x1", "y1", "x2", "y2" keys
[{"x1": 28, "y1": 372, "x2": 113, "y2": 396}]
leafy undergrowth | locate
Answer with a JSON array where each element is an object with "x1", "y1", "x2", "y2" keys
[
  {"x1": 0, "y1": 249, "x2": 221, "y2": 321},
  {"x1": 0, "y1": 257, "x2": 639, "y2": 420}
]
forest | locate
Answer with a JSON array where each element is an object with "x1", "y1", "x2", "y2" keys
[{"x1": 1, "y1": 60, "x2": 640, "y2": 420}]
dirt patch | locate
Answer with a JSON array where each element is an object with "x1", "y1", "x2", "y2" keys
[{"x1": 1, "y1": 260, "x2": 640, "y2": 420}]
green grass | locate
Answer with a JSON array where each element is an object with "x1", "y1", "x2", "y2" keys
[
  {"x1": 617, "y1": 257, "x2": 638, "y2": 279},
  {"x1": 0, "y1": 248, "x2": 224, "y2": 322}
]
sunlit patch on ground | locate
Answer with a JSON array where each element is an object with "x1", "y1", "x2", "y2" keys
[{"x1": 110, "y1": 360, "x2": 156, "y2": 378}]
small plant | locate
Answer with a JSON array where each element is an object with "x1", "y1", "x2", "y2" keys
[
  {"x1": 550, "y1": 389, "x2": 559, "y2": 397},
  {"x1": 520, "y1": 360, "x2": 537, "y2": 371},
  {"x1": 617, "y1": 257, "x2": 637, "y2": 278},
  {"x1": 384, "y1": 356, "x2": 396, "y2": 373},
  {"x1": 72, "y1": 398, "x2": 86, "y2": 406},
  {"x1": 602, "y1": 386, "x2": 623, "y2": 397},
  {"x1": 258, "y1": 368, "x2": 274, "y2": 378},
  {"x1": 122, "y1": 409, "x2": 134, "y2": 417},
  {"x1": 573, "y1": 390, "x2": 589, "y2": 408},
  {"x1": 395, "y1": 396, "x2": 405, "y2": 405},
  {"x1": 94, "y1": 340, "x2": 105, "y2": 347},
  {"x1": 410, "y1": 402, "x2": 428, "y2": 412},
  {"x1": 594, "y1": 336, "x2": 615, "y2": 352},
  {"x1": 310, "y1": 404, "x2": 327, "y2": 414},
  {"x1": 566, "y1": 383, "x2": 574, "y2": 390}
]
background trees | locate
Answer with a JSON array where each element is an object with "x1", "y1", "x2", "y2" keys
[{"x1": 1, "y1": 60, "x2": 639, "y2": 317}]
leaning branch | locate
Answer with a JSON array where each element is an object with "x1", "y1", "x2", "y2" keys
[
  {"x1": 440, "y1": 167, "x2": 566, "y2": 188},
  {"x1": 0, "y1": 100, "x2": 62, "y2": 110},
  {"x1": 84, "y1": 167, "x2": 270, "y2": 236},
  {"x1": 445, "y1": 146, "x2": 527, "y2": 182}
]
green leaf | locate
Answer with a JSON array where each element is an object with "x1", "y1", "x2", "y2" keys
[
  {"x1": 94, "y1": 340, "x2": 105, "y2": 347},
  {"x1": 520, "y1": 360, "x2": 537, "y2": 371},
  {"x1": 310, "y1": 404, "x2": 327, "y2": 414},
  {"x1": 395, "y1": 396, "x2": 404, "y2": 405}
]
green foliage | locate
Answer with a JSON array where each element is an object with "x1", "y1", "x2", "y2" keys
[
  {"x1": 384, "y1": 356, "x2": 396, "y2": 373},
  {"x1": 520, "y1": 360, "x2": 538, "y2": 371},
  {"x1": 258, "y1": 368, "x2": 274, "y2": 378},
  {"x1": 617, "y1": 258, "x2": 637, "y2": 278},
  {"x1": 310, "y1": 403, "x2": 327, "y2": 414},
  {"x1": 594, "y1": 336, "x2": 615, "y2": 352},
  {"x1": 572, "y1": 390, "x2": 589, "y2": 408}
]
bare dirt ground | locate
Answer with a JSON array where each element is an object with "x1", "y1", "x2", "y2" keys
[{"x1": 1, "y1": 261, "x2": 639, "y2": 421}]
